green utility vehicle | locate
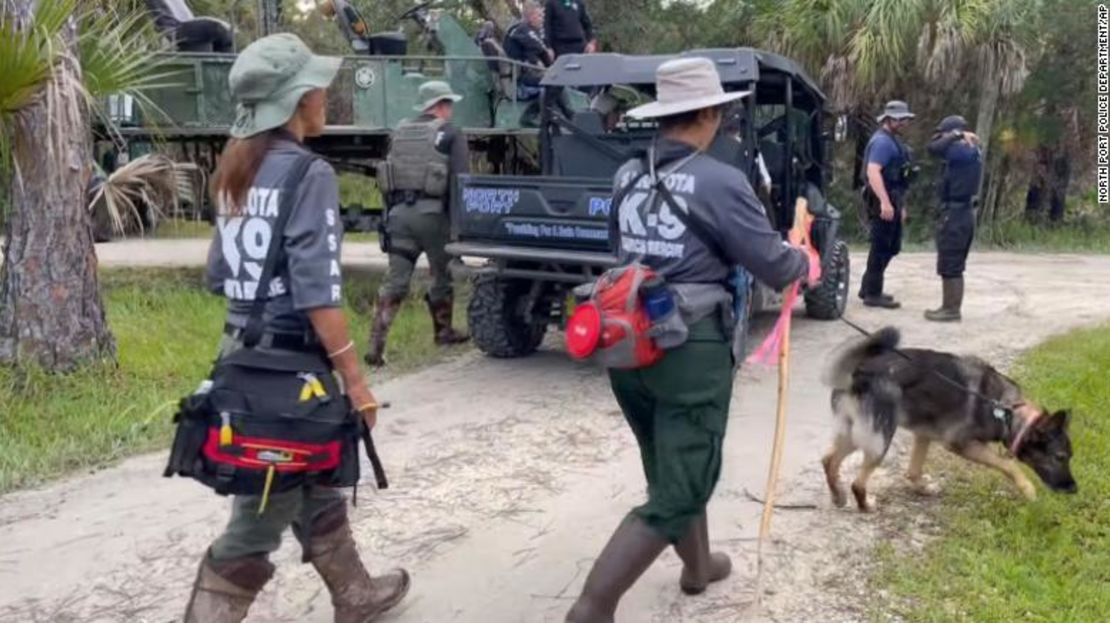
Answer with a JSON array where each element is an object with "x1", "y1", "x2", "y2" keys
[
  {"x1": 95, "y1": 1, "x2": 585, "y2": 231},
  {"x1": 448, "y1": 49, "x2": 851, "y2": 358}
]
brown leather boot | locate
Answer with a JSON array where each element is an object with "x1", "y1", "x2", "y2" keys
[
  {"x1": 365, "y1": 294, "x2": 404, "y2": 367},
  {"x1": 674, "y1": 514, "x2": 732, "y2": 595},
  {"x1": 425, "y1": 294, "x2": 469, "y2": 346},
  {"x1": 307, "y1": 511, "x2": 410, "y2": 623},
  {"x1": 183, "y1": 550, "x2": 274, "y2": 623}
]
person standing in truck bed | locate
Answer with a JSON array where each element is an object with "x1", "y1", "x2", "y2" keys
[{"x1": 544, "y1": 0, "x2": 598, "y2": 57}]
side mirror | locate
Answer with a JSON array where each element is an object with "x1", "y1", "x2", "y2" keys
[{"x1": 834, "y1": 115, "x2": 848, "y2": 142}]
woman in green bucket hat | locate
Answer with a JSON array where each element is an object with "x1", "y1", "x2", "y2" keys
[{"x1": 184, "y1": 33, "x2": 410, "y2": 622}]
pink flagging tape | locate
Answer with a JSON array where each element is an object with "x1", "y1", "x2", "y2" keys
[{"x1": 745, "y1": 282, "x2": 800, "y2": 367}]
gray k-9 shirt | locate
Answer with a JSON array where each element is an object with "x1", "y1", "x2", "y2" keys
[
  {"x1": 206, "y1": 137, "x2": 343, "y2": 335},
  {"x1": 613, "y1": 138, "x2": 807, "y2": 290}
]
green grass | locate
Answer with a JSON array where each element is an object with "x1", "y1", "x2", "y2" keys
[
  {"x1": 0, "y1": 267, "x2": 469, "y2": 494},
  {"x1": 338, "y1": 172, "x2": 383, "y2": 209},
  {"x1": 152, "y1": 218, "x2": 213, "y2": 239},
  {"x1": 874, "y1": 324, "x2": 1110, "y2": 623}
]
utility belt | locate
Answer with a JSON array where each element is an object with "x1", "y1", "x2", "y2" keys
[
  {"x1": 223, "y1": 323, "x2": 320, "y2": 353},
  {"x1": 388, "y1": 189, "x2": 437, "y2": 206}
]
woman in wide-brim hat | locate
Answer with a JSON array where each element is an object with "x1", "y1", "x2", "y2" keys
[
  {"x1": 186, "y1": 33, "x2": 409, "y2": 623},
  {"x1": 565, "y1": 57, "x2": 813, "y2": 622}
]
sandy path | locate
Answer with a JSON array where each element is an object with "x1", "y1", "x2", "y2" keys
[
  {"x1": 1, "y1": 252, "x2": 1107, "y2": 623},
  {"x1": 91, "y1": 238, "x2": 397, "y2": 270}
]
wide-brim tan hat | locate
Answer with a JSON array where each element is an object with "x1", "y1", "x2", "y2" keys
[
  {"x1": 877, "y1": 100, "x2": 916, "y2": 123},
  {"x1": 229, "y1": 33, "x2": 341, "y2": 139},
  {"x1": 627, "y1": 58, "x2": 749, "y2": 120},
  {"x1": 415, "y1": 81, "x2": 463, "y2": 112}
]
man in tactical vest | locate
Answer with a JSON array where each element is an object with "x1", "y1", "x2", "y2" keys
[
  {"x1": 366, "y1": 82, "x2": 470, "y2": 366},
  {"x1": 924, "y1": 115, "x2": 983, "y2": 322},
  {"x1": 859, "y1": 100, "x2": 916, "y2": 309}
]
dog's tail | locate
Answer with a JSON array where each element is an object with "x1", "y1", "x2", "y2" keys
[{"x1": 822, "y1": 326, "x2": 901, "y2": 390}]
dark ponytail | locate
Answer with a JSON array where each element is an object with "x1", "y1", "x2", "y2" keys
[{"x1": 210, "y1": 131, "x2": 277, "y2": 215}]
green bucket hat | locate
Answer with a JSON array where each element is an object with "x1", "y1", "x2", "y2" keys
[
  {"x1": 414, "y1": 81, "x2": 462, "y2": 112},
  {"x1": 228, "y1": 33, "x2": 342, "y2": 139}
]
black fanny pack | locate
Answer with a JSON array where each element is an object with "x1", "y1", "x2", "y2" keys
[
  {"x1": 164, "y1": 347, "x2": 361, "y2": 497},
  {"x1": 164, "y1": 154, "x2": 386, "y2": 502}
]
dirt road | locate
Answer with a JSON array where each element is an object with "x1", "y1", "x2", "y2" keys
[
  {"x1": 1, "y1": 252, "x2": 1107, "y2": 623},
  {"x1": 92, "y1": 238, "x2": 397, "y2": 269}
]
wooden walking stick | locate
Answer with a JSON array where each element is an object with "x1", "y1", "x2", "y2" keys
[{"x1": 748, "y1": 198, "x2": 816, "y2": 610}]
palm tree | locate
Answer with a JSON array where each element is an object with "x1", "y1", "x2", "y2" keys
[
  {"x1": 0, "y1": 0, "x2": 167, "y2": 371},
  {"x1": 759, "y1": 0, "x2": 1035, "y2": 162}
]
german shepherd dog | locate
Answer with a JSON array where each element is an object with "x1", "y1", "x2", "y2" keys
[{"x1": 821, "y1": 327, "x2": 1077, "y2": 512}]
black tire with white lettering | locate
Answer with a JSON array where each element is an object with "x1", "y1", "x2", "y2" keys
[
  {"x1": 468, "y1": 276, "x2": 547, "y2": 358},
  {"x1": 804, "y1": 239, "x2": 850, "y2": 320}
]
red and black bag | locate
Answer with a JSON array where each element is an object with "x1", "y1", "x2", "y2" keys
[
  {"x1": 566, "y1": 263, "x2": 663, "y2": 370},
  {"x1": 164, "y1": 155, "x2": 382, "y2": 501}
]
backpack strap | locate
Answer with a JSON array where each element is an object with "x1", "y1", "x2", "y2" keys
[{"x1": 242, "y1": 153, "x2": 318, "y2": 349}]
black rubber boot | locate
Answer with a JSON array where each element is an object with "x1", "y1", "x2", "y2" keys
[
  {"x1": 565, "y1": 515, "x2": 669, "y2": 623},
  {"x1": 924, "y1": 277, "x2": 963, "y2": 322},
  {"x1": 862, "y1": 294, "x2": 901, "y2": 309},
  {"x1": 674, "y1": 514, "x2": 732, "y2": 595}
]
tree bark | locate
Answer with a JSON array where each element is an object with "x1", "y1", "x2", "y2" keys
[
  {"x1": 974, "y1": 58, "x2": 1001, "y2": 199},
  {"x1": 467, "y1": 0, "x2": 519, "y2": 40},
  {"x1": 0, "y1": 2, "x2": 116, "y2": 371}
]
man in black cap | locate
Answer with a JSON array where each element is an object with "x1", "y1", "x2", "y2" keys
[
  {"x1": 859, "y1": 100, "x2": 916, "y2": 308},
  {"x1": 924, "y1": 115, "x2": 983, "y2": 322},
  {"x1": 544, "y1": 0, "x2": 597, "y2": 58}
]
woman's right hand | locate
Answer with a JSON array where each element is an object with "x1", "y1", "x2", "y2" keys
[{"x1": 348, "y1": 379, "x2": 379, "y2": 430}]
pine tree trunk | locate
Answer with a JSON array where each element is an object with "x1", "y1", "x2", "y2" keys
[{"x1": 0, "y1": 2, "x2": 116, "y2": 371}]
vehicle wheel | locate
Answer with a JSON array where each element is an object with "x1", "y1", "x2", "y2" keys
[
  {"x1": 468, "y1": 276, "x2": 547, "y2": 358},
  {"x1": 804, "y1": 239, "x2": 850, "y2": 320}
]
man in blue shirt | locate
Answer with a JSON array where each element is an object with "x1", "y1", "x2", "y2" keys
[
  {"x1": 859, "y1": 100, "x2": 916, "y2": 308},
  {"x1": 924, "y1": 115, "x2": 983, "y2": 322}
]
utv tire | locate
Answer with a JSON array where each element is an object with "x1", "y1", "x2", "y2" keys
[
  {"x1": 805, "y1": 239, "x2": 850, "y2": 320},
  {"x1": 468, "y1": 277, "x2": 547, "y2": 358}
]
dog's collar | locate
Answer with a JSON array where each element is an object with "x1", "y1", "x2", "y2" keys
[{"x1": 1008, "y1": 404, "x2": 1040, "y2": 456}]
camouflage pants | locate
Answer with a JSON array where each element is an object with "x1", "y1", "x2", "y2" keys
[{"x1": 380, "y1": 205, "x2": 453, "y2": 303}]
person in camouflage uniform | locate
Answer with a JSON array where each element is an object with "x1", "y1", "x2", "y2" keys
[{"x1": 366, "y1": 81, "x2": 471, "y2": 366}]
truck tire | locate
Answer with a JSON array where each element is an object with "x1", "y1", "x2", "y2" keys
[
  {"x1": 468, "y1": 277, "x2": 547, "y2": 358},
  {"x1": 804, "y1": 239, "x2": 850, "y2": 320}
]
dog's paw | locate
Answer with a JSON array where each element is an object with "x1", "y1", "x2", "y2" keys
[
  {"x1": 830, "y1": 487, "x2": 848, "y2": 508},
  {"x1": 908, "y1": 475, "x2": 942, "y2": 497},
  {"x1": 1018, "y1": 480, "x2": 1038, "y2": 501},
  {"x1": 851, "y1": 484, "x2": 877, "y2": 513}
]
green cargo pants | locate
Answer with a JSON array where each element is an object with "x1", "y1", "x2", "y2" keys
[
  {"x1": 608, "y1": 319, "x2": 734, "y2": 543},
  {"x1": 207, "y1": 335, "x2": 347, "y2": 562},
  {"x1": 380, "y1": 202, "x2": 453, "y2": 303}
]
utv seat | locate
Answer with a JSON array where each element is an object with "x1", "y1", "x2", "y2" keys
[
  {"x1": 145, "y1": 0, "x2": 232, "y2": 53},
  {"x1": 479, "y1": 37, "x2": 516, "y2": 103}
]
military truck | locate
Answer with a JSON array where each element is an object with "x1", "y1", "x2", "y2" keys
[
  {"x1": 96, "y1": 1, "x2": 585, "y2": 231},
  {"x1": 447, "y1": 49, "x2": 851, "y2": 358}
]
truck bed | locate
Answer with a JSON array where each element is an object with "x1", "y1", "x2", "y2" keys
[{"x1": 451, "y1": 174, "x2": 616, "y2": 257}]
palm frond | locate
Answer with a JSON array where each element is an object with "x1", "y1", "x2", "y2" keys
[
  {"x1": 89, "y1": 154, "x2": 197, "y2": 237},
  {"x1": 75, "y1": 4, "x2": 178, "y2": 143}
]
